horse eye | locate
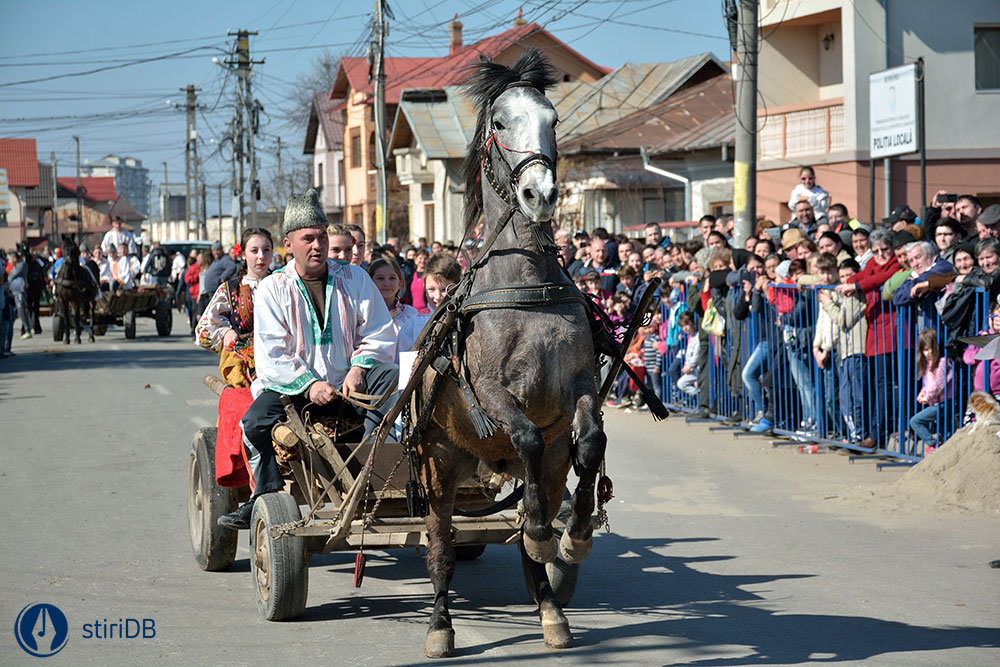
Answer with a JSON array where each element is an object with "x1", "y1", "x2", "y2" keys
[{"x1": 493, "y1": 120, "x2": 505, "y2": 132}]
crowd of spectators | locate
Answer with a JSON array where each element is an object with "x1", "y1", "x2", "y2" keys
[
  {"x1": 559, "y1": 175, "x2": 998, "y2": 456},
  {"x1": 5, "y1": 175, "x2": 996, "y2": 460}
]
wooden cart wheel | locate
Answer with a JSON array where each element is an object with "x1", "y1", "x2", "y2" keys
[
  {"x1": 251, "y1": 492, "x2": 308, "y2": 621},
  {"x1": 155, "y1": 299, "x2": 173, "y2": 336},
  {"x1": 51, "y1": 313, "x2": 64, "y2": 342},
  {"x1": 520, "y1": 492, "x2": 579, "y2": 607},
  {"x1": 123, "y1": 310, "x2": 136, "y2": 339},
  {"x1": 187, "y1": 427, "x2": 238, "y2": 571},
  {"x1": 454, "y1": 544, "x2": 487, "y2": 560}
]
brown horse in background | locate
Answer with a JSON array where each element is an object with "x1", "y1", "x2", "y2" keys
[{"x1": 53, "y1": 235, "x2": 98, "y2": 344}]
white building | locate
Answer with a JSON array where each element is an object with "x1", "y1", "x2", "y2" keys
[{"x1": 303, "y1": 93, "x2": 345, "y2": 224}]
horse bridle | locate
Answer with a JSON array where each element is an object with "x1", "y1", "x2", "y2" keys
[{"x1": 480, "y1": 81, "x2": 557, "y2": 207}]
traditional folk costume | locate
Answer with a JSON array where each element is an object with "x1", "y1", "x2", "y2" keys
[
  {"x1": 109, "y1": 254, "x2": 140, "y2": 290},
  {"x1": 226, "y1": 190, "x2": 399, "y2": 512},
  {"x1": 196, "y1": 274, "x2": 264, "y2": 387},
  {"x1": 387, "y1": 300, "x2": 421, "y2": 363},
  {"x1": 101, "y1": 227, "x2": 137, "y2": 255}
]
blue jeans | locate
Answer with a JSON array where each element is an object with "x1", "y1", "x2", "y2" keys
[
  {"x1": 839, "y1": 355, "x2": 865, "y2": 442},
  {"x1": 910, "y1": 405, "x2": 940, "y2": 446},
  {"x1": 741, "y1": 341, "x2": 767, "y2": 414},
  {"x1": 645, "y1": 370, "x2": 662, "y2": 402},
  {"x1": 786, "y1": 347, "x2": 815, "y2": 424},
  {"x1": 819, "y1": 363, "x2": 837, "y2": 435},
  {"x1": 866, "y1": 353, "x2": 895, "y2": 445}
]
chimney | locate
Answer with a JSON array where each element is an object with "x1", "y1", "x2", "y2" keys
[
  {"x1": 514, "y1": 8, "x2": 526, "y2": 26},
  {"x1": 449, "y1": 14, "x2": 463, "y2": 55}
]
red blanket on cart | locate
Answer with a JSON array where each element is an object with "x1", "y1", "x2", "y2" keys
[{"x1": 216, "y1": 387, "x2": 253, "y2": 487}]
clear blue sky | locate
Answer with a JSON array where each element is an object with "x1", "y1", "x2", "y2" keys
[{"x1": 0, "y1": 0, "x2": 729, "y2": 215}]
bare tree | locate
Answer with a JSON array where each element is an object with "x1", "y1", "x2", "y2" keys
[{"x1": 275, "y1": 49, "x2": 343, "y2": 133}]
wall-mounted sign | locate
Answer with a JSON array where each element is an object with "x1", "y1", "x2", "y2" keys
[{"x1": 869, "y1": 63, "x2": 918, "y2": 159}]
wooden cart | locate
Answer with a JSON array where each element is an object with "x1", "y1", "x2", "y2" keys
[
  {"x1": 187, "y1": 376, "x2": 576, "y2": 621},
  {"x1": 56, "y1": 285, "x2": 173, "y2": 340}
]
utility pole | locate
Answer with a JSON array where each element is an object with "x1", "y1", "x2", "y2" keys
[
  {"x1": 373, "y1": 0, "x2": 389, "y2": 244},
  {"x1": 217, "y1": 183, "x2": 223, "y2": 245},
  {"x1": 182, "y1": 85, "x2": 202, "y2": 240},
  {"x1": 50, "y1": 151, "x2": 58, "y2": 241},
  {"x1": 732, "y1": 0, "x2": 757, "y2": 250},
  {"x1": 73, "y1": 135, "x2": 83, "y2": 244},
  {"x1": 227, "y1": 30, "x2": 263, "y2": 237},
  {"x1": 276, "y1": 136, "x2": 282, "y2": 208},
  {"x1": 162, "y1": 161, "x2": 169, "y2": 231},
  {"x1": 201, "y1": 182, "x2": 207, "y2": 237}
]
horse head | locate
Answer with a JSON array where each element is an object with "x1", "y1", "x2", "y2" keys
[
  {"x1": 61, "y1": 234, "x2": 79, "y2": 262},
  {"x1": 463, "y1": 51, "x2": 560, "y2": 231}
]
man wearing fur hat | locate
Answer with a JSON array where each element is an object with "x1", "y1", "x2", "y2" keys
[{"x1": 219, "y1": 189, "x2": 398, "y2": 530}]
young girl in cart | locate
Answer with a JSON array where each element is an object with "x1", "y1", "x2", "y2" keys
[{"x1": 195, "y1": 228, "x2": 274, "y2": 386}]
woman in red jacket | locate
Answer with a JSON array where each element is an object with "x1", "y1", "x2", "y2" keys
[
  {"x1": 183, "y1": 256, "x2": 201, "y2": 336},
  {"x1": 836, "y1": 228, "x2": 899, "y2": 449}
]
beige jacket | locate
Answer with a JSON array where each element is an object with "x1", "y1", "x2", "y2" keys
[{"x1": 819, "y1": 289, "x2": 867, "y2": 359}]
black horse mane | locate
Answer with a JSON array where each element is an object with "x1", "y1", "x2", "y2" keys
[{"x1": 461, "y1": 50, "x2": 559, "y2": 231}]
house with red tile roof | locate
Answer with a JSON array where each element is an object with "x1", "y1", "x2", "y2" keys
[
  {"x1": 53, "y1": 177, "x2": 146, "y2": 248},
  {"x1": 388, "y1": 52, "x2": 733, "y2": 241},
  {"x1": 0, "y1": 138, "x2": 41, "y2": 248},
  {"x1": 328, "y1": 15, "x2": 609, "y2": 243}
]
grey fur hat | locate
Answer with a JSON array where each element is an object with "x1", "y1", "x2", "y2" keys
[{"x1": 282, "y1": 189, "x2": 328, "y2": 236}]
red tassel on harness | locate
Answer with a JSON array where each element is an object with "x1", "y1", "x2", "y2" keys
[
  {"x1": 597, "y1": 475, "x2": 614, "y2": 507},
  {"x1": 354, "y1": 552, "x2": 367, "y2": 588}
]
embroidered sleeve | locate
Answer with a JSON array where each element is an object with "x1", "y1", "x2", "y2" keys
[{"x1": 195, "y1": 282, "x2": 235, "y2": 352}]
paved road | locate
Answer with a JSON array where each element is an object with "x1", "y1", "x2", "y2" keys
[{"x1": 1, "y1": 321, "x2": 998, "y2": 666}]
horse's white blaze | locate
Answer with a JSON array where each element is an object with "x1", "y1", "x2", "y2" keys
[{"x1": 494, "y1": 87, "x2": 559, "y2": 223}]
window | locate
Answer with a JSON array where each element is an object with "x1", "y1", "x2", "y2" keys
[
  {"x1": 975, "y1": 26, "x2": 1000, "y2": 91},
  {"x1": 317, "y1": 162, "x2": 324, "y2": 188},
  {"x1": 350, "y1": 128, "x2": 361, "y2": 168}
]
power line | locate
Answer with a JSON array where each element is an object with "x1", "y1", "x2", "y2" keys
[{"x1": 0, "y1": 45, "x2": 224, "y2": 89}]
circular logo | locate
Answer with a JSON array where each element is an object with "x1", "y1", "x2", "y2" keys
[{"x1": 15, "y1": 603, "x2": 69, "y2": 658}]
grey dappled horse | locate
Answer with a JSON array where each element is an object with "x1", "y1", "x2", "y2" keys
[{"x1": 419, "y1": 51, "x2": 607, "y2": 657}]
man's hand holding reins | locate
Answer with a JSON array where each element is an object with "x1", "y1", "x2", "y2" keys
[
  {"x1": 342, "y1": 366, "x2": 367, "y2": 398},
  {"x1": 308, "y1": 380, "x2": 338, "y2": 405}
]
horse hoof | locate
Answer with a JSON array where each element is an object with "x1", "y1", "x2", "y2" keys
[
  {"x1": 523, "y1": 534, "x2": 558, "y2": 564},
  {"x1": 424, "y1": 629, "x2": 455, "y2": 658},
  {"x1": 540, "y1": 606, "x2": 572, "y2": 649},
  {"x1": 559, "y1": 530, "x2": 593, "y2": 565}
]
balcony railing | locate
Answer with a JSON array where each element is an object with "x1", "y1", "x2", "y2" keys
[{"x1": 758, "y1": 98, "x2": 844, "y2": 162}]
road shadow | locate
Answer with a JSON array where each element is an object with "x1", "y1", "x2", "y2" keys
[{"x1": 292, "y1": 532, "x2": 997, "y2": 664}]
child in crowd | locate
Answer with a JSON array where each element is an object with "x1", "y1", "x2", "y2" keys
[
  {"x1": 642, "y1": 311, "x2": 664, "y2": 405},
  {"x1": 663, "y1": 283, "x2": 689, "y2": 398},
  {"x1": 368, "y1": 257, "x2": 419, "y2": 364},
  {"x1": 810, "y1": 253, "x2": 840, "y2": 432},
  {"x1": 584, "y1": 268, "x2": 613, "y2": 307},
  {"x1": 676, "y1": 310, "x2": 700, "y2": 396},
  {"x1": 608, "y1": 294, "x2": 629, "y2": 335},
  {"x1": 397, "y1": 252, "x2": 461, "y2": 354},
  {"x1": 818, "y1": 258, "x2": 867, "y2": 442},
  {"x1": 909, "y1": 328, "x2": 952, "y2": 452},
  {"x1": 962, "y1": 303, "x2": 1000, "y2": 401},
  {"x1": 616, "y1": 265, "x2": 638, "y2": 301}
]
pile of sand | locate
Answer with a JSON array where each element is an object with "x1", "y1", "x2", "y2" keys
[{"x1": 892, "y1": 423, "x2": 1000, "y2": 515}]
